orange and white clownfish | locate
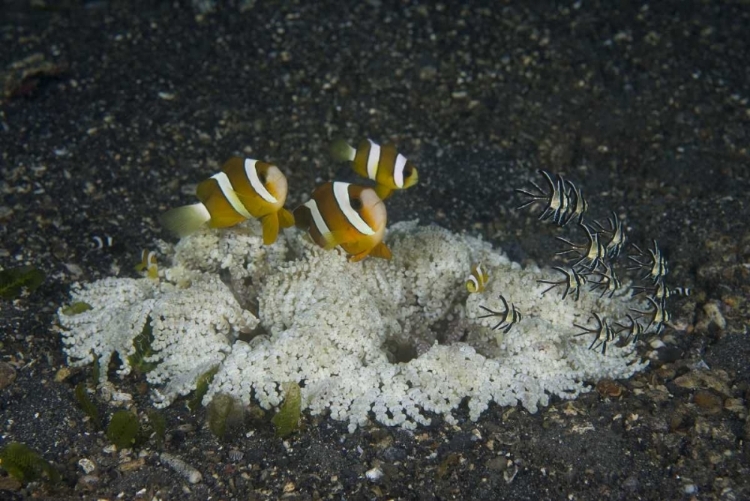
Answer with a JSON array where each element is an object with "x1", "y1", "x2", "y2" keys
[
  {"x1": 466, "y1": 263, "x2": 489, "y2": 293},
  {"x1": 159, "y1": 157, "x2": 294, "y2": 245},
  {"x1": 293, "y1": 181, "x2": 392, "y2": 262},
  {"x1": 135, "y1": 249, "x2": 159, "y2": 280},
  {"x1": 330, "y1": 138, "x2": 418, "y2": 200}
]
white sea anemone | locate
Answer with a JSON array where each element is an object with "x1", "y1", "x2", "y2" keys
[{"x1": 58, "y1": 219, "x2": 648, "y2": 431}]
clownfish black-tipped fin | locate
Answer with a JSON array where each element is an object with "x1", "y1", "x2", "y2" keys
[
  {"x1": 330, "y1": 138, "x2": 356, "y2": 162},
  {"x1": 159, "y1": 203, "x2": 211, "y2": 237},
  {"x1": 374, "y1": 184, "x2": 393, "y2": 200},
  {"x1": 261, "y1": 213, "x2": 280, "y2": 245},
  {"x1": 278, "y1": 208, "x2": 295, "y2": 228}
]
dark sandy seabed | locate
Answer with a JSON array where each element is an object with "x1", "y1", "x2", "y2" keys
[{"x1": 1, "y1": 0, "x2": 749, "y2": 499}]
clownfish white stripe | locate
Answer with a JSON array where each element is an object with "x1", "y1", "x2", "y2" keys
[
  {"x1": 393, "y1": 153, "x2": 407, "y2": 188},
  {"x1": 366, "y1": 139, "x2": 380, "y2": 181},
  {"x1": 467, "y1": 276, "x2": 479, "y2": 290},
  {"x1": 210, "y1": 172, "x2": 253, "y2": 219},
  {"x1": 244, "y1": 158, "x2": 277, "y2": 204},
  {"x1": 333, "y1": 182, "x2": 375, "y2": 235},
  {"x1": 303, "y1": 199, "x2": 332, "y2": 241}
]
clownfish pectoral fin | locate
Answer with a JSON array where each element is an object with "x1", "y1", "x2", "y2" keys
[
  {"x1": 278, "y1": 208, "x2": 295, "y2": 228},
  {"x1": 261, "y1": 213, "x2": 280, "y2": 245},
  {"x1": 369, "y1": 242, "x2": 392, "y2": 260},
  {"x1": 330, "y1": 138, "x2": 356, "y2": 162},
  {"x1": 374, "y1": 184, "x2": 393, "y2": 200},
  {"x1": 159, "y1": 203, "x2": 212, "y2": 237},
  {"x1": 349, "y1": 242, "x2": 392, "y2": 262}
]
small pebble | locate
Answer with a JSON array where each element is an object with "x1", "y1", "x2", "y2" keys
[
  {"x1": 77, "y1": 474, "x2": 99, "y2": 491},
  {"x1": 694, "y1": 390, "x2": 722, "y2": 413},
  {"x1": 0, "y1": 362, "x2": 17, "y2": 390},
  {"x1": 596, "y1": 378, "x2": 624, "y2": 398},
  {"x1": 78, "y1": 458, "x2": 96, "y2": 474},
  {"x1": 702, "y1": 302, "x2": 726, "y2": 330},
  {"x1": 683, "y1": 483, "x2": 698, "y2": 494},
  {"x1": 365, "y1": 467, "x2": 384, "y2": 481},
  {"x1": 160, "y1": 452, "x2": 202, "y2": 484}
]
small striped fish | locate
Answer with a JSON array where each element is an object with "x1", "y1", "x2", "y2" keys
[
  {"x1": 293, "y1": 181, "x2": 391, "y2": 262},
  {"x1": 466, "y1": 264, "x2": 489, "y2": 293},
  {"x1": 160, "y1": 157, "x2": 294, "y2": 245},
  {"x1": 330, "y1": 138, "x2": 418, "y2": 200}
]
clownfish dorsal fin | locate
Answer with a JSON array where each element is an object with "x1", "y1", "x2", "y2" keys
[
  {"x1": 277, "y1": 208, "x2": 295, "y2": 229},
  {"x1": 373, "y1": 184, "x2": 393, "y2": 200},
  {"x1": 261, "y1": 213, "x2": 280, "y2": 245},
  {"x1": 369, "y1": 242, "x2": 392, "y2": 260},
  {"x1": 159, "y1": 203, "x2": 211, "y2": 237},
  {"x1": 330, "y1": 138, "x2": 356, "y2": 162}
]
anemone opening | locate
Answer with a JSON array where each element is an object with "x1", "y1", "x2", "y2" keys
[{"x1": 383, "y1": 339, "x2": 418, "y2": 364}]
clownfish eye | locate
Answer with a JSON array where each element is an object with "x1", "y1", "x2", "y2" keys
[
  {"x1": 258, "y1": 171, "x2": 267, "y2": 184},
  {"x1": 350, "y1": 197, "x2": 363, "y2": 211},
  {"x1": 404, "y1": 165, "x2": 413, "y2": 176}
]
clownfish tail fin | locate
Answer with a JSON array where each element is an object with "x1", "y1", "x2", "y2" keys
[
  {"x1": 159, "y1": 203, "x2": 211, "y2": 237},
  {"x1": 330, "y1": 138, "x2": 356, "y2": 162}
]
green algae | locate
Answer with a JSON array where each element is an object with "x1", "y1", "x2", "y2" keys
[
  {"x1": 207, "y1": 393, "x2": 245, "y2": 441},
  {"x1": 0, "y1": 442, "x2": 59, "y2": 484},
  {"x1": 61, "y1": 301, "x2": 92, "y2": 315},
  {"x1": 146, "y1": 410, "x2": 166, "y2": 447},
  {"x1": 0, "y1": 265, "x2": 45, "y2": 299},
  {"x1": 127, "y1": 322, "x2": 159, "y2": 374},
  {"x1": 271, "y1": 381, "x2": 301, "y2": 438},
  {"x1": 188, "y1": 366, "x2": 219, "y2": 412},
  {"x1": 75, "y1": 382, "x2": 101, "y2": 429},
  {"x1": 107, "y1": 410, "x2": 140, "y2": 449}
]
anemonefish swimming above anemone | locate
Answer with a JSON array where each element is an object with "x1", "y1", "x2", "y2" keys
[
  {"x1": 466, "y1": 263, "x2": 489, "y2": 293},
  {"x1": 293, "y1": 181, "x2": 392, "y2": 262},
  {"x1": 330, "y1": 138, "x2": 418, "y2": 200},
  {"x1": 159, "y1": 157, "x2": 294, "y2": 245}
]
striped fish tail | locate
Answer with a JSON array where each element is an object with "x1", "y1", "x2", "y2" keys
[
  {"x1": 330, "y1": 138, "x2": 356, "y2": 162},
  {"x1": 159, "y1": 203, "x2": 211, "y2": 237}
]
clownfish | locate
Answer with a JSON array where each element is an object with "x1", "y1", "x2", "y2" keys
[
  {"x1": 293, "y1": 181, "x2": 391, "y2": 262},
  {"x1": 135, "y1": 250, "x2": 158, "y2": 280},
  {"x1": 159, "y1": 157, "x2": 294, "y2": 245},
  {"x1": 330, "y1": 138, "x2": 418, "y2": 200},
  {"x1": 466, "y1": 263, "x2": 489, "y2": 293}
]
